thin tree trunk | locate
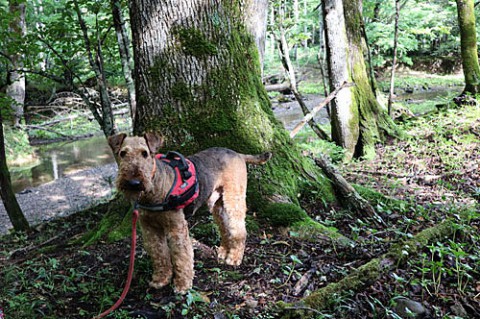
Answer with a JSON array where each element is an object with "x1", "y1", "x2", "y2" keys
[
  {"x1": 455, "y1": 0, "x2": 480, "y2": 99},
  {"x1": 111, "y1": 0, "x2": 136, "y2": 126},
  {"x1": 388, "y1": 0, "x2": 400, "y2": 116},
  {"x1": 0, "y1": 111, "x2": 30, "y2": 232},
  {"x1": 6, "y1": 0, "x2": 26, "y2": 127},
  {"x1": 276, "y1": 27, "x2": 330, "y2": 141},
  {"x1": 73, "y1": 0, "x2": 116, "y2": 137}
]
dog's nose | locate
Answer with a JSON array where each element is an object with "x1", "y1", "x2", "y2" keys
[{"x1": 127, "y1": 179, "x2": 143, "y2": 189}]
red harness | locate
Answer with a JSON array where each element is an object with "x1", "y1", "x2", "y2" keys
[{"x1": 136, "y1": 151, "x2": 199, "y2": 212}]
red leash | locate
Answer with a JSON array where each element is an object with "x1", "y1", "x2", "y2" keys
[{"x1": 93, "y1": 209, "x2": 140, "y2": 319}]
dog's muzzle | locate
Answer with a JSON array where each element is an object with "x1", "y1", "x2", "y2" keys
[{"x1": 122, "y1": 179, "x2": 145, "y2": 191}]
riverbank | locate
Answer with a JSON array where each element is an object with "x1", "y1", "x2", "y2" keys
[{"x1": 0, "y1": 163, "x2": 117, "y2": 235}]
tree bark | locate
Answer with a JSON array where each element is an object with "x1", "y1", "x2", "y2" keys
[
  {"x1": 323, "y1": 0, "x2": 398, "y2": 160},
  {"x1": 323, "y1": 0, "x2": 357, "y2": 159},
  {"x1": 388, "y1": 0, "x2": 401, "y2": 116},
  {"x1": 128, "y1": 0, "x2": 335, "y2": 212},
  {"x1": 111, "y1": 0, "x2": 137, "y2": 126},
  {"x1": 245, "y1": 0, "x2": 268, "y2": 77},
  {"x1": 73, "y1": 0, "x2": 116, "y2": 137},
  {"x1": 6, "y1": 0, "x2": 26, "y2": 127},
  {"x1": 455, "y1": 0, "x2": 480, "y2": 97},
  {"x1": 0, "y1": 110, "x2": 30, "y2": 232}
]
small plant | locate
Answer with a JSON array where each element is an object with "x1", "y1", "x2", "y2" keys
[{"x1": 181, "y1": 290, "x2": 208, "y2": 316}]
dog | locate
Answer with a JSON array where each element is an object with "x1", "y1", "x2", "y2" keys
[{"x1": 108, "y1": 132, "x2": 271, "y2": 293}]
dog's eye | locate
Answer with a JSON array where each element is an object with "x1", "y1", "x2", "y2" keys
[
  {"x1": 119, "y1": 151, "x2": 126, "y2": 158},
  {"x1": 142, "y1": 151, "x2": 149, "y2": 158}
]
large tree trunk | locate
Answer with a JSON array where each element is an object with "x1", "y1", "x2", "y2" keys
[
  {"x1": 128, "y1": 0, "x2": 335, "y2": 214},
  {"x1": 323, "y1": 0, "x2": 398, "y2": 160},
  {"x1": 6, "y1": 0, "x2": 26, "y2": 127},
  {"x1": 456, "y1": 0, "x2": 480, "y2": 96},
  {"x1": 0, "y1": 111, "x2": 30, "y2": 232}
]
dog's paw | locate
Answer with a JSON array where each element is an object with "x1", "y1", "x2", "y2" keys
[
  {"x1": 217, "y1": 246, "x2": 228, "y2": 261},
  {"x1": 173, "y1": 279, "x2": 192, "y2": 295},
  {"x1": 173, "y1": 286, "x2": 190, "y2": 295},
  {"x1": 225, "y1": 255, "x2": 242, "y2": 266},
  {"x1": 149, "y1": 279, "x2": 170, "y2": 289}
]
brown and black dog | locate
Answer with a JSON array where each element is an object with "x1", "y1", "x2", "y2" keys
[{"x1": 108, "y1": 132, "x2": 271, "y2": 293}]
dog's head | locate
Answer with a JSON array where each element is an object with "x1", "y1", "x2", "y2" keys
[{"x1": 108, "y1": 132, "x2": 164, "y2": 199}]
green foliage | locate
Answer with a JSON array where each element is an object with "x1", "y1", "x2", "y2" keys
[
  {"x1": 364, "y1": 0, "x2": 458, "y2": 67},
  {"x1": 2, "y1": 123, "x2": 34, "y2": 164}
]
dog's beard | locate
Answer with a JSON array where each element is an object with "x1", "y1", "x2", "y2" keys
[{"x1": 116, "y1": 176, "x2": 154, "y2": 200}]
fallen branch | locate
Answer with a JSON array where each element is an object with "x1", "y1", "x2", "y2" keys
[
  {"x1": 25, "y1": 125, "x2": 70, "y2": 137},
  {"x1": 290, "y1": 81, "x2": 353, "y2": 138},
  {"x1": 265, "y1": 82, "x2": 292, "y2": 93},
  {"x1": 314, "y1": 154, "x2": 383, "y2": 225},
  {"x1": 278, "y1": 219, "x2": 456, "y2": 315}
]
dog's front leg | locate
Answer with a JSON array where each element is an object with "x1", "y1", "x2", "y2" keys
[
  {"x1": 139, "y1": 213, "x2": 173, "y2": 289},
  {"x1": 165, "y1": 210, "x2": 194, "y2": 294}
]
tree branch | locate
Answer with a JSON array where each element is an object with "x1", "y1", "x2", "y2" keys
[{"x1": 290, "y1": 81, "x2": 353, "y2": 138}]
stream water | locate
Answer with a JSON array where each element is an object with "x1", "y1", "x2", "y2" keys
[
  {"x1": 11, "y1": 136, "x2": 114, "y2": 193},
  {"x1": 10, "y1": 87, "x2": 459, "y2": 193}
]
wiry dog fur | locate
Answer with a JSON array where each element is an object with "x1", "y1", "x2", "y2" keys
[{"x1": 108, "y1": 133, "x2": 272, "y2": 294}]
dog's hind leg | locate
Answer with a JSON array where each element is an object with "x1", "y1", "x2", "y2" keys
[
  {"x1": 211, "y1": 190, "x2": 247, "y2": 266},
  {"x1": 139, "y1": 215, "x2": 173, "y2": 289}
]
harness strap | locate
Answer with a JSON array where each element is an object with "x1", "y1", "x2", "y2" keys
[{"x1": 136, "y1": 152, "x2": 198, "y2": 212}]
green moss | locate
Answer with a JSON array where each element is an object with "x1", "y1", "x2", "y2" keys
[
  {"x1": 291, "y1": 218, "x2": 353, "y2": 246},
  {"x1": 259, "y1": 203, "x2": 309, "y2": 227},
  {"x1": 173, "y1": 27, "x2": 218, "y2": 58},
  {"x1": 106, "y1": 210, "x2": 135, "y2": 242},
  {"x1": 304, "y1": 258, "x2": 381, "y2": 309},
  {"x1": 170, "y1": 81, "x2": 191, "y2": 100},
  {"x1": 353, "y1": 184, "x2": 407, "y2": 210},
  {"x1": 385, "y1": 219, "x2": 455, "y2": 263},
  {"x1": 79, "y1": 195, "x2": 131, "y2": 246}
]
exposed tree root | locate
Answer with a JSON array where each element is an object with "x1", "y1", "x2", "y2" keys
[
  {"x1": 314, "y1": 154, "x2": 384, "y2": 226},
  {"x1": 277, "y1": 219, "x2": 456, "y2": 317}
]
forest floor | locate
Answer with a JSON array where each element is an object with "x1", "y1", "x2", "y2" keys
[{"x1": 1, "y1": 89, "x2": 479, "y2": 318}]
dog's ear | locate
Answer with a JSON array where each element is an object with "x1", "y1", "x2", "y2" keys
[
  {"x1": 108, "y1": 133, "x2": 127, "y2": 155},
  {"x1": 144, "y1": 132, "x2": 164, "y2": 154}
]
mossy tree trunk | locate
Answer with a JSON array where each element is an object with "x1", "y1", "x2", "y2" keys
[
  {"x1": 128, "y1": 0, "x2": 335, "y2": 215},
  {"x1": 323, "y1": 0, "x2": 398, "y2": 160},
  {"x1": 455, "y1": 0, "x2": 480, "y2": 96}
]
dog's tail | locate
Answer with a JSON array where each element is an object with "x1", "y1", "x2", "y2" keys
[{"x1": 241, "y1": 152, "x2": 272, "y2": 165}]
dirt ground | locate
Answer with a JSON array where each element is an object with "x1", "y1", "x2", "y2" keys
[{"x1": 0, "y1": 164, "x2": 117, "y2": 235}]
